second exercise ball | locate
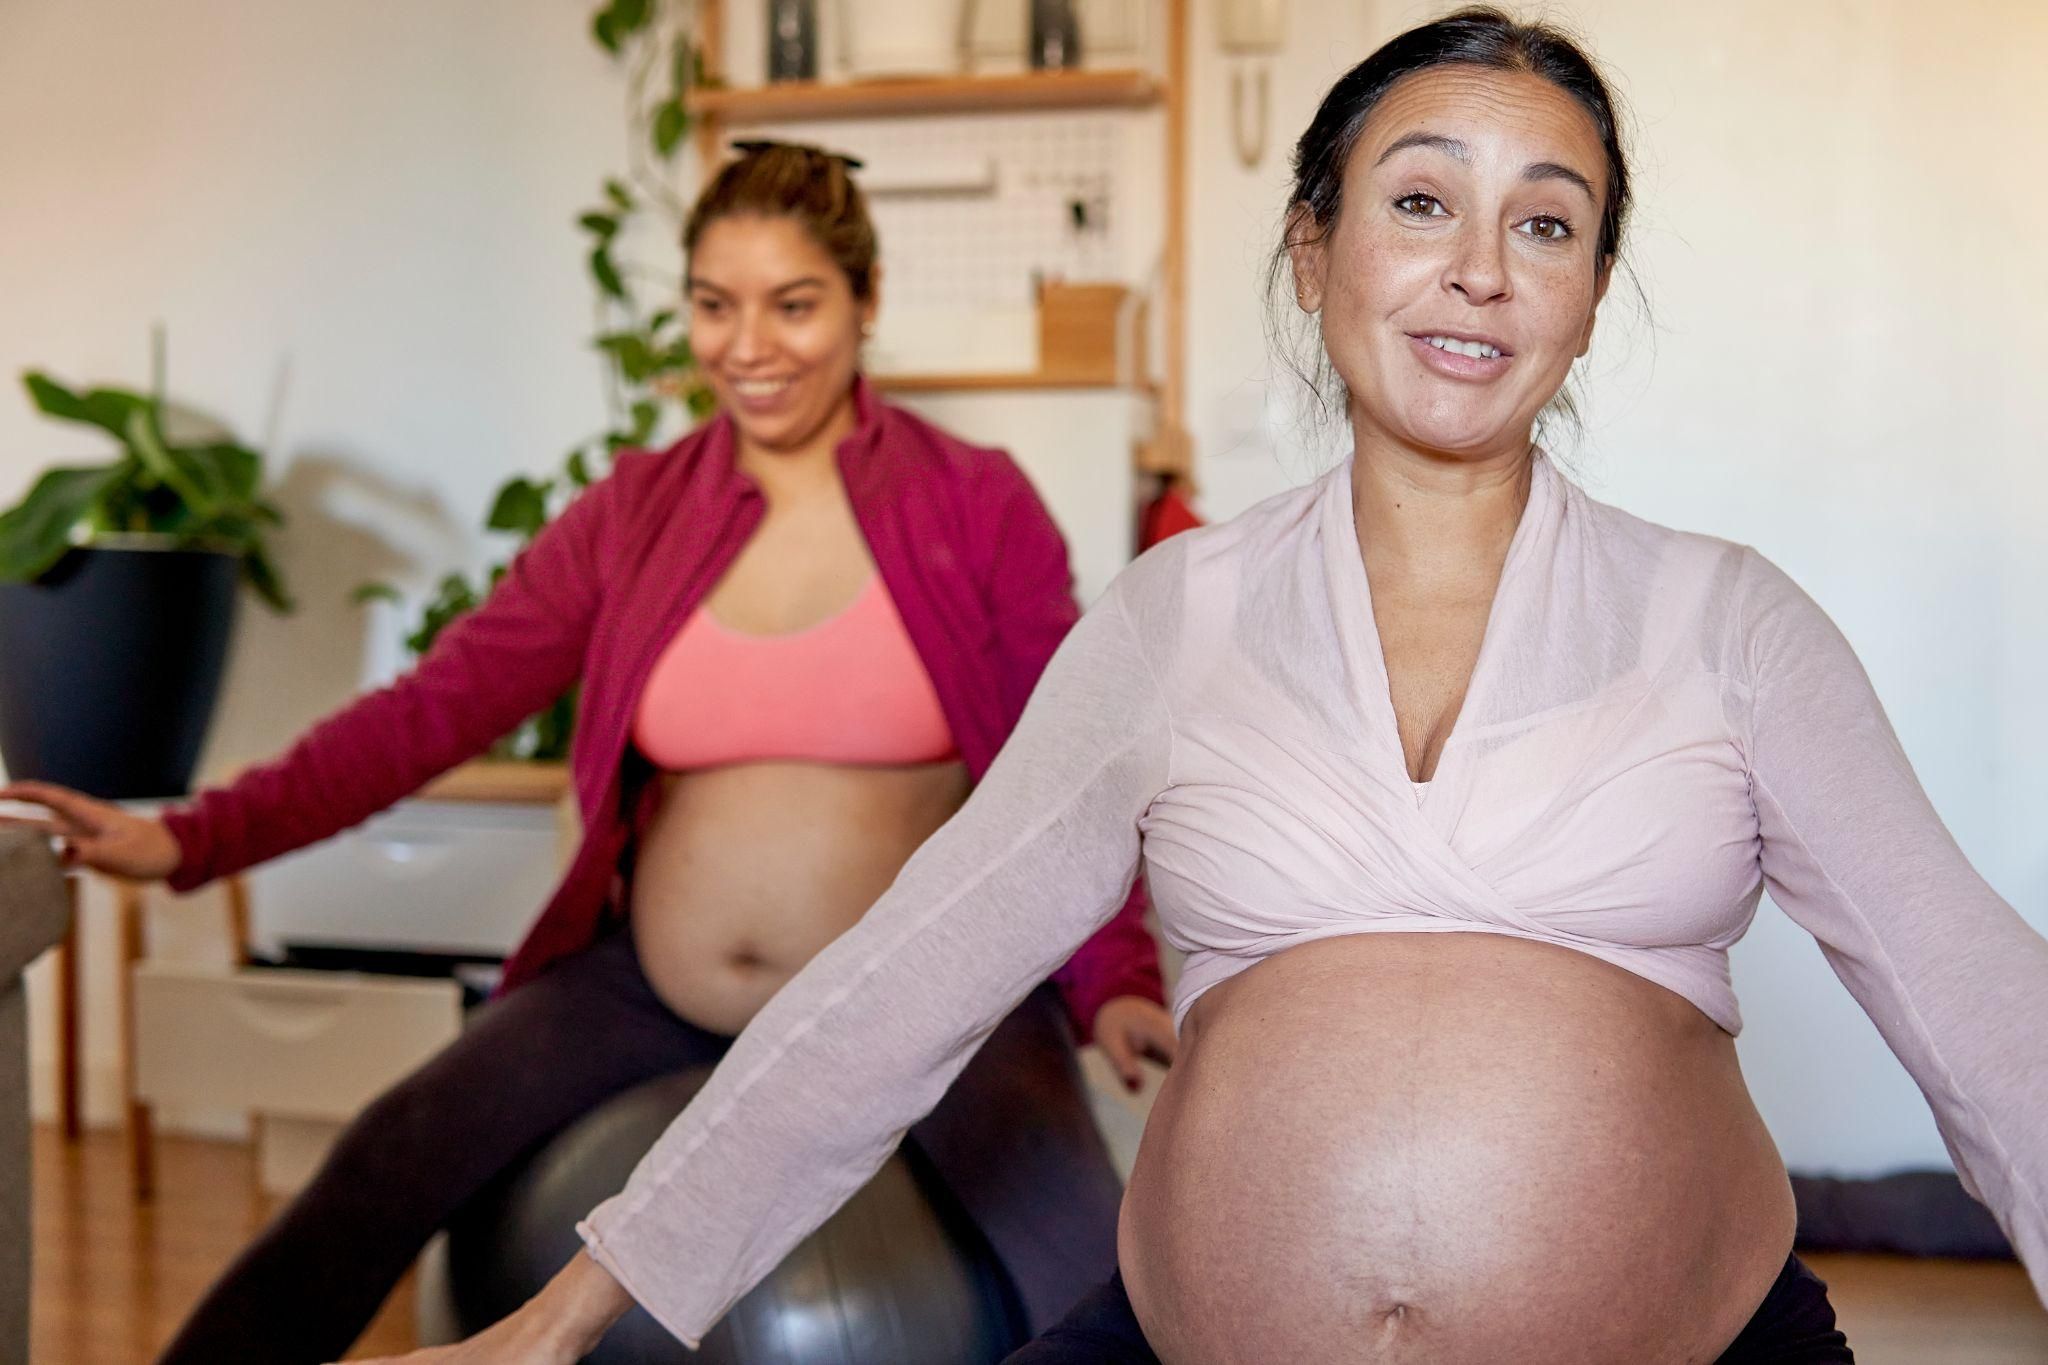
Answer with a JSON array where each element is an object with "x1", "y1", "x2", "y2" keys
[{"x1": 444, "y1": 1068, "x2": 1025, "y2": 1363}]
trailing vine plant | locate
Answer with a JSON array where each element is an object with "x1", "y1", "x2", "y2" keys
[{"x1": 357, "y1": 0, "x2": 717, "y2": 760}]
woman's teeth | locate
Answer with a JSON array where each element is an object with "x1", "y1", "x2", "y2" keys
[
  {"x1": 1422, "y1": 336, "x2": 1503, "y2": 360},
  {"x1": 733, "y1": 378, "x2": 793, "y2": 398}
]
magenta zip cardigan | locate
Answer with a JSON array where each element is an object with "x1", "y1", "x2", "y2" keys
[{"x1": 162, "y1": 378, "x2": 1162, "y2": 1034}]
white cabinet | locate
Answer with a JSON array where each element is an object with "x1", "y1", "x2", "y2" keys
[{"x1": 246, "y1": 798, "x2": 564, "y2": 959}]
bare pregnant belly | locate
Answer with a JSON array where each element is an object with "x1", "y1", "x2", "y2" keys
[
  {"x1": 628, "y1": 760, "x2": 970, "y2": 1036},
  {"x1": 1120, "y1": 933, "x2": 1796, "y2": 1365}
]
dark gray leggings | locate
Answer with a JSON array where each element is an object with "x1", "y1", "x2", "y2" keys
[
  {"x1": 1005, "y1": 1255, "x2": 1854, "y2": 1363},
  {"x1": 156, "y1": 928, "x2": 1124, "y2": 1363}
]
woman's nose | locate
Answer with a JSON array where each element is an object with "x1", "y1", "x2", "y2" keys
[{"x1": 1446, "y1": 225, "x2": 1511, "y2": 305}]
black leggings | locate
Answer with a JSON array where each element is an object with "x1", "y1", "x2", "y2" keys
[
  {"x1": 1005, "y1": 1254, "x2": 1854, "y2": 1364},
  {"x1": 157, "y1": 928, "x2": 1124, "y2": 1363}
]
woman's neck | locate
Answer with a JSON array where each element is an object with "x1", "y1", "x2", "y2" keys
[
  {"x1": 1347, "y1": 420, "x2": 1533, "y2": 578},
  {"x1": 734, "y1": 390, "x2": 860, "y2": 502}
]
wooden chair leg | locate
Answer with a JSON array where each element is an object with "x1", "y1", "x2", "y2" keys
[
  {"x1": 54, "y1": 876, "x2": 81, "y2": 1143},
  {"x1": 116, "y1": 879, "x2": 155, "y2": 1200},
  {"x1": 223, "y1": 872, "x2": 252, "y2": 967}
]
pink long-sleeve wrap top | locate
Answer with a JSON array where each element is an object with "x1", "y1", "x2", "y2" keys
[{"x1": 581, "y1": 451, "x2": 2048, "y2": 1342}]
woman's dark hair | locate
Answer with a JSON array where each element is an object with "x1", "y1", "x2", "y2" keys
[
  {"x1": 1268, "y1": 7, "x2": 1638, "y2": 439},
  {"x1": 684, "y1": 140, "x2": 878, "y2": 301}
]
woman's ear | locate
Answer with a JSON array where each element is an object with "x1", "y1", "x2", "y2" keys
[
  {"x1": 861, "y1": 265, "x2": 883, "y2": 338},
  {"x1": 1285, "y1": 204, "x2": 1327, "y2": 314}
]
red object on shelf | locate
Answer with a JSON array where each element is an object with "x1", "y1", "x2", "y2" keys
[{"x1": 1139, "y1": 479, "x2": 1203, "y2": 549}]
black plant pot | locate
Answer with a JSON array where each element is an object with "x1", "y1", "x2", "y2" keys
[{"x1": 0, "y1": 542, "x2": 239, "y2": 800}]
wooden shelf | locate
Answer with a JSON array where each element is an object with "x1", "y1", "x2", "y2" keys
[
  {"x1": 690, "y1": 69, "x2": 1162, "y2": 123},
  {"x1": 418, "y1": 760, "x2": 569, "y2": 805}
]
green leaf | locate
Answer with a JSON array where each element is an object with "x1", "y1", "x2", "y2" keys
[
  {"x1": 578, "y1": 211, "x2": 619, "y2": 239},
  {"x1": 408, "y1": 572, "x2": 483, "y2": 655},
  {"x1": 589, "y1": 245, "x2": 626, "y2": 301},
  {"x1": 184, "y1": 441, "x2": 263, "y2": 502},
  {"x1": 0, "y1": 464, "x2": 129, "y2": 581},
  {"x1": 241, "y1": 540, "x2": 294, "y2": 613},
  {"x1": 604, "y1": 178, "x2": 635, "y2": 212},
  {"x1": 124, "y1": 408, "x2": 216, "y2": 513},
  {"x1": 671, "y1": 36, "x2": 693, "y2": 93},
  {"x1": 594, "y1": 331, "x2": 657, "y2": 382},
  {"x1": 647, "y1": 308, "x2": 675, "y2": 334},
  {"x1": 687, "y1": 384, "x2": 719, "y2": 420},
  {"x1": 652, "y1": 101, "x2": 689, "y2": 159},
  {"x1": 351, "y1": 581, "x2": 403, "y2": 606},
  {"x1": 629, "y1": 400, "x2": 658, "y2": 442},
  {"x1": 486, "y1": 477, "x2": 552, "y2": 539},
  {"x1": 565, "y1": 450, "x2": 592, "y2": 488},
  {"x1": 611, "y1": 0, "x2": 651, "y2": 38},
  {"x1": 22, "y1": 373, "x2": 156, "y2": 446},
  {"x1": 591, "y1": 8, "x2": 619, "y2": 54}
]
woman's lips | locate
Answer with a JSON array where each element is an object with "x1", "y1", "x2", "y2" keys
[
  {"x1": 1406, "y1": 333, "x2": 1512, "y2": 379},
  {"x1": 727, "y1": 375, "x2": 798, "y2": 412}
]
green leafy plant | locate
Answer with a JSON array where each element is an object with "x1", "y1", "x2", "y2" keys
[
  {"x1": 355, "y1": 0, "x2": 716, "y2": 761},
  {"x1": 0, "y1": 337, "x2": 293, "y2": 612}
]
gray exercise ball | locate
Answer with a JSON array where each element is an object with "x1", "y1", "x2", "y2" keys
[{"x1": 441, "y1": 1068, "x2": 1026, "y2": 1363}]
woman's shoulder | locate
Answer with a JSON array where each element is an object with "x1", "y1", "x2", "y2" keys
[
  {"x1": 1560, "y1": 476, "x2": 1845, "y2": 683},
  {"x1": 1106, "y1": 469, "x2": 1337, "y2": 634},
  {"x1": 869, "y1": 397, "x2": 1022, "y2": 484}
]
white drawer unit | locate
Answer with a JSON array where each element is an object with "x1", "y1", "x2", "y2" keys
[
  {"x1": 133, "y1": 962, "x2": 461, "y2": 1123},
  {"x1": 246, "y1": 798, "x2": 564, "y2": 958}
]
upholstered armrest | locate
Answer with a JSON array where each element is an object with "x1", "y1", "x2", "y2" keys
[{"x1": 0, "y1": 832, "x2": 68, "y2": 984}]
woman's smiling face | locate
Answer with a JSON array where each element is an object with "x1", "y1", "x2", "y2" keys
[
  {"x1": 1291, "y1": 66, "x2": 1612, "y2": 460},
  {"x1": 686, "y1": 212, "x2": 875, "y2": 455}
]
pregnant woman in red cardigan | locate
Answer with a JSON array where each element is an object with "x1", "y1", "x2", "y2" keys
[{"x1": 3, "y1": 140, "x2": 1175, "y2": 1363}]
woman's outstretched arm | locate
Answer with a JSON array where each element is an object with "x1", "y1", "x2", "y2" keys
[{"x1": 1740, "y1": 547, "x2": 2048, "y2": 1305}]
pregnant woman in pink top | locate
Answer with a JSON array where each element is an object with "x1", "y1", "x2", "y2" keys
[
  {"x1": 367, "y1": 10, "x2": 2048, "y2": 1364},
  {"x1": 2, "y1": 142, "x2": 1176, "y2": 1362}
]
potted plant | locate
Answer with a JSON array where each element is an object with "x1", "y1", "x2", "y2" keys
[{"x1": 0, "y1": 338, "x2": 292, "y2": 799}]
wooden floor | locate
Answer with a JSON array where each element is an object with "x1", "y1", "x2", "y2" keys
[
  {"x1": 31, "y1": 1126, "x2": 416, "y2": 1363},
  {"x1": 29, "y1": 1124, "x2": 2048, "y2": 1363}
]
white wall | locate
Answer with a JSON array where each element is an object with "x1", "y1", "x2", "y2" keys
[
  {"x1": 4, "y1": 0, "x2": 2044, "y2": 1174},
  {"x1": 0, "y1": 0, "x2": 645, "y2": 1125},
  {"x1": 1184, "y1": 0, "x2": 2048, "y2": 1174}
]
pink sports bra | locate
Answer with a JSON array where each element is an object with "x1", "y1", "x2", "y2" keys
[{"x1": 632, "y1": 574, "x2": 959, "y2": 770}]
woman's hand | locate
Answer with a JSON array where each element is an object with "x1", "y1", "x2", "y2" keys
[
  {"x1": 0, "y1": 781, "x2": 181, "y2": 880},
  {"x1": 1093, "y1": 994, "x2": 1178, "y2": 1091},
  {"x1": 346, "y1": 1250, "x2": 636, "y2": 1365}
]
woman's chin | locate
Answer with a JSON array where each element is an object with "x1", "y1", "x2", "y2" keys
[{"x1": 1386, "y1": 422, "x2": 1527, "y2": 461}]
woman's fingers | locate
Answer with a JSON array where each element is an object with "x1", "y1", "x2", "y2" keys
[
  {"x1": 0, "y1": 781, "x2": 107, "y2": 831},
  {"x1": 1103, "y1": 1034, "x2": 1147, "y2": 1091}
]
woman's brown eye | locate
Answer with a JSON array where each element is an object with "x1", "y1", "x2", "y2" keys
[
  {"x1": 1397, "y1": 194, "x2": 1442, "y2": 216},
  {"x1": 1526, "y1": 217, "x2": 1569, "y2": 240}
]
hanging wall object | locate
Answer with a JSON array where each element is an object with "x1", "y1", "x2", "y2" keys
[{"x1": 1219, "y1": 0, "x2": 1287, "y2": 168}]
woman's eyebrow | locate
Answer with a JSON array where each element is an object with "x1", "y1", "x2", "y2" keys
[
  {"x1": 1524, "y1": 160, "x2": 1596, "y2": 203},
  {"x1": 1375, "y1": 131, "x2": 1470, "y2": 166},
  {"x1": 1375, "y1": 132, "x2": 1596, "y2": 203}
]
